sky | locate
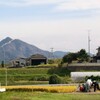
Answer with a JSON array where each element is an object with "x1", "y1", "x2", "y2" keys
[{"x1": 0, "y1": 0, "x2": 100, "y2": 54}]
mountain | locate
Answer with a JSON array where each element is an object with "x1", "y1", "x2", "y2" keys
[
  {"x1": 0, "y1": 37, "x2": 12, "y2": 47},
  {"x1": 0, "y1": 37, "x2": 66, "y2": 63},
  {"x1": 54, "y1": 51, "x2": 68, "y2": 58}
]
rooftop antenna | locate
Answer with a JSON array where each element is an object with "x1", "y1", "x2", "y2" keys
[{"x1": 88, "y1": 30, "x2": 91, "y2": 56}]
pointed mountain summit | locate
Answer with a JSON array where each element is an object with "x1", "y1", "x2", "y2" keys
[
  {"x1": 0, "y1": 37, "x2": 12, "y2": 47},
  {"x1": 0, "y1": 37, "x2": 52, "y2": 62},
  {"x1": 0, "y1": 37, "x2": 67, "y2": 63}
]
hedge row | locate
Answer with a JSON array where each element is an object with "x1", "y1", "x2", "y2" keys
[{"x1": 85, "y1": 75, "x2": 100, "y2": 81}]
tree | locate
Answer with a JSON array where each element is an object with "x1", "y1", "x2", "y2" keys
[
  {"x1": 77, "y1": 49, "x2": 89, "y2": 62},
  {"x1": 49, "y1": 74, "x2": 61, "y2": 84},
  {"x1": 62, "y1": 49, "x2": 89, "y2": 64},
  {"x1": 62, "y1": 53, "x2": 77, "y2": 64}
]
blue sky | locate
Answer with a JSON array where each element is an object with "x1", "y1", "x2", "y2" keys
[{"x1": 0, "y1": 0, "x2": 100, "y2": 54}]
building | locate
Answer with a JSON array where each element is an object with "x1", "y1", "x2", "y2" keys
[
  {"x1": 27, "y1": 54, "x2": 47, "y2": 66},
  {"x1": 93, "y1": 47, "x2": 100, "y2": 63},
  {"x1": 10, "y1": 54, "x2": 47, "y2": 67},
  {"x1": 10, "y1": 58, "x2": 26, "y2": 67}
]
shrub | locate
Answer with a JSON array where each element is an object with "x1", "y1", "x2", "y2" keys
[
  {"x1": 85, "y1": 75, "x2": 100, "y2": 81},
  {"x1": 48, "y1": 67, "x2": 70, "y2": 76},
  {"x1": 49, "y1": 74, "x2": 62, "y2": 84}
]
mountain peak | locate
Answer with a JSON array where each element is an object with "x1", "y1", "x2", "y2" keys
[
  {"x1": 0, "y1": 37, "x2": 13, "y2": 47},
  {"x1": 0, "y1": 37, "x2": 66, "y2": 63},
  {"x1": 5, "y1": 37, "x2": 12, "y2": 40}
]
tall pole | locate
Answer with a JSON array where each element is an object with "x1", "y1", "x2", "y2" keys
[
  {"x1": 2, "y1": 47, "x2": 7, "y2": 86},
  {"x1": 50, "y1": 48, "x2": 54, "y2": 59},
  {"x1": 88, "y1": 30, "x2": 91, "y2": 56}
]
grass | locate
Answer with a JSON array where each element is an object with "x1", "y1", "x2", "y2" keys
[
  {"x1": 0, "y1": 68, "x2": 50, "y2": 75},
  {"x1": 0, "y1": 68, "x2": 50, "y2": 85},
  {"x1": 0, "y1": 67, "x2": 71, "y2": 85},
  {"x1": 0, "y1": 92, "x2": 100, "y2": 100}
]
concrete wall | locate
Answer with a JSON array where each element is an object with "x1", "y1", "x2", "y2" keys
[{"x1": 67, "y1": 63, "x2": 100, "y2": 71}]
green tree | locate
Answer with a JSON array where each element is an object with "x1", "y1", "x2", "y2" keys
[
  {"x1": 62, "y1": 53, "x2": 77, "y2": 63},
  {"x1": 77, "y1": 49, "x2": 89, "y2": 62},
  {"x1": 62, "y1": 49, "x2": 89, "y2": 64},
  {"x1": 49, "y1": 74, "x2": 62, "y2": 84}
]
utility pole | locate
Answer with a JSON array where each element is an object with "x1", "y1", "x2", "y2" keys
[
  {"x1": 88, "y1": 30, "x2": 91, "y2": 56},
  {"x1": 2, "y1": 46, "x2": 7, "y2": 86},
  {"x1": 50, "y1": 48, "x2": 54, "y2": 59}
]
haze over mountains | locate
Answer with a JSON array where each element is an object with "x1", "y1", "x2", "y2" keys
[{"x1": 0, "y1": 37, "x2": 68, "y2": 62}]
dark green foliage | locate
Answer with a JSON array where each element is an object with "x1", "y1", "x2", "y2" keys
[
  {"x1": 49, "y1": 74, "x2": 70, "y2": 84},
  {"x1": 62, "y1": 53, "x2": 76, "y2": 64},
  {"x1": 48, "y1": 67, "x2": 70, "y2": 76},
  {"x1": 62, "y1": 49, "x2": 89, "y2": 63},
  {"x1": 77, "y1": 49, "x2": 89, "y2": 62},
  {"x1": 85, "y1": 75, "x2": 100, "y2": 81},
  {"x1": 49, "y1": 74, "x2": 62, "y2": 84}
]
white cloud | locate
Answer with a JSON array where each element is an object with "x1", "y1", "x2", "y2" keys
[
  {"x1": 54, "y1": 0, "x2": 100, "y2": 12},
  {"x1": 0, "y1": 0, "x2": 64, "y2": 7},
  {"x1": 1, "y1": 0, "x2": 100, "y2": 14}
]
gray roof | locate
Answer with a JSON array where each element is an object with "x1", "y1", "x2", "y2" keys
[{"x1": 29, "y1": 54, "x2": 47, "y2": 59}]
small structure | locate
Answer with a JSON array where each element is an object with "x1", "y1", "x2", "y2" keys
[
  {"x1": 10, "y1": 54, "x2": 47, "y2": 67},
  {"x1": 27, "y1": 54, "x2": 47, "y2": 66},
  {"x1": 11, "y1": 58, "x2": 26, "y2": 67},
  {"x1": 71, "y1": 72, "x2": 100, "y2": 82},
  {"x1": 93, "y1": 47, "x2": 100, "y2": 63}
]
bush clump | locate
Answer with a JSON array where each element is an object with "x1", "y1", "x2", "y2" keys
[
  {"x1": 49, "y1": 74, "x2": 62, "y2": 84},
  {"x1": 85, "y1": 75, "x2": 100, "y2": 81}
]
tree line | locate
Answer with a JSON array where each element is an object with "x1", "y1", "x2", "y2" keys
[{"x1": 62, "y1": 49, "x2": 89, "y2": 64}]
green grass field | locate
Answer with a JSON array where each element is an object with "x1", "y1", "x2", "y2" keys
[
  {"x1": 0, "y1": 68, "x2": 51, "y2": 85},
  {"x1": 0, "y1": 92, "x2": 100, "y2": 100},
  {"x1": 0, "y1": 67, "x2": 70, "y2": 85}
]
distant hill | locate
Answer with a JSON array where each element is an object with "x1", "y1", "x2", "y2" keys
[
  {"x1": 54, "y1": 51, "x2": 68, "y2": 58},
  {"x1": 0, "y1": 37, "x2": 67, "y2": 63}
]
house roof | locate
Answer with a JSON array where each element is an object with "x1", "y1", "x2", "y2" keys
[
  {"x1": 29, "y1": 54, "x2": 47, "y2": 59},
  {"x1": 10, "y1": 57, "x2": 26, "y2": 62}
]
